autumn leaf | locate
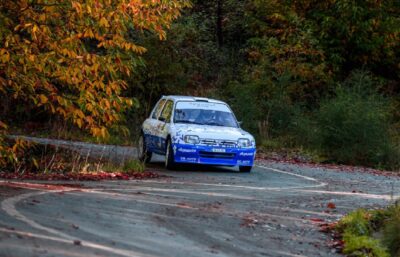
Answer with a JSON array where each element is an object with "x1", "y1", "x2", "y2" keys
[
  {"x1": 39, "y1": 94, "x2": 48, "y2": 104},
  {"x1": 327, "y1": 202, "x2": 336, "y2": 209},
  {"x1": 0, "y1": 0, "x2": 191, "y2": 168}
]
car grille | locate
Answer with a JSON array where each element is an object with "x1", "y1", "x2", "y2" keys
[
  {"x1": 199, "y1": 151, "x2": 235, "y2": 159},
  {"x1": 200, "y1": 139, "x2": 237, "y2": 147}
]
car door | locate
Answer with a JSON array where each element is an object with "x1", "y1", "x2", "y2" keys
[
  {"x1": 156, "y1": 100, "x2": 174, "y2": 154},
  {"x1": 143, "y1": 99, "x2": 166, "y2": 152}
]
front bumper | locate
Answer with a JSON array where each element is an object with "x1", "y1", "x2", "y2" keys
[{"x1": 172, "y1": 143, "x2": 256, "y2": 166}]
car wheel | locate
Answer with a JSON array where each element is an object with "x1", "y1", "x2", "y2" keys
[
  {"x1": 165, "y1": 138, "x2": 176, "y2": 170},
  {"x1": 138, "y1": 134, "x2": 152, "y2": 163},
  {"x1": 239, "y1": 166, "x2": 252, "y2": 173}
]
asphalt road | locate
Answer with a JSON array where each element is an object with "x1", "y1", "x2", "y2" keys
[{"x1": 1, "y1": 137, "x2": 399, "y2": 257}]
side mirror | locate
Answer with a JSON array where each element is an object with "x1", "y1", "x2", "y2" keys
[{"x1": 238, "y1": 121, "x2": 243, "y2": 126}]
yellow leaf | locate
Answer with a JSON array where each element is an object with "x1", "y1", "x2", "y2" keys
[
  {"x1": 39, "y1": 94, "x2": 48, "y2": 104},
  {"x1": 76, "y1": 119, "x2": 82, "y2": 128},
  {"x1": 101, "y1": 127, "x2": 107, "y2": 138},
  {"x1": 100, "y1": 17, "x2": 109, "y2": 27},
  {"x1": 75, "y1": 109, "x2": 85, "y2": 119}
]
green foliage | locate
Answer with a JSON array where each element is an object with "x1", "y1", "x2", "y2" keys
[
  {"x1": 338, "y1": 209, "x2": 372, "y2": 236},
  {"x1": 337, "y1": 209, "x2": 389, "y2": 257},
  {"x1": 123, "y1": 159, "x2": 145, "y2": 173},
  {"x1": 383, "y1": 205, "x2": 400, "y2": 257},
  {"x1": 313, "y1": 0, "x2": 400, "y2": 77},
  {"x1": 342, "y1": 233, "x2": 390, "y2": 257},
  {"x1": 224, "y1": 81, "x2": 260, "y2": 134},
  {"x1": 337, "y1": 205, "x2": 400, "y2": 257},
  {"x1": 225, "y1": 72, "x2": 307, "y2": 140},
  {"x1": 311, "y1": 72, "x2": 398, "y2": 168}
]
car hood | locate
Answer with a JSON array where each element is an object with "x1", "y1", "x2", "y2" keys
[{"x1": 172, "y1": 124, "x2": 253, "y2": 141}]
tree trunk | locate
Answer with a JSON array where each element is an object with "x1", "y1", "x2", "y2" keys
[{"x1": 216, "y1": 0, "x2": 223, "y2": 47}]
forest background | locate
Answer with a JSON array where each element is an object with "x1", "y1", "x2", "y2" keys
[{"x1": 1, "y1": 0, "x2": 399, "y2": 170}]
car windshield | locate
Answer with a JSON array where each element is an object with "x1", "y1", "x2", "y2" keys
[{"x1": 174, "y1": 101, "x2": 238, "y2": 128}]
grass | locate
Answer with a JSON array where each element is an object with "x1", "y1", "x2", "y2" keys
[
  {"x1": 1, "y1": 139, "x2": 146, "y2": 175},
  {"x1": 336, "y1": 204, "x2": 400, "y2": 257},
  {"x1": 123, "y1": 159, "x2": 145, "y2": 173}
]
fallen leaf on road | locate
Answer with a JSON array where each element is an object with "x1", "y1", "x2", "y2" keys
[
  {"x1": 327, "y1": 202, "x2": 336, "y2": 209},
  {"x1": 310, "y1": 218, "x2": 324, "y2": 223}
]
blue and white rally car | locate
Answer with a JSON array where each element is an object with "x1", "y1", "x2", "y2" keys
[{"x1": 139, "y1": 96, "x2": 256, "y2": 172}]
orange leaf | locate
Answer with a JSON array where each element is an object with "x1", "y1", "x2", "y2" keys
[{"x1": 39, "y1": 94, "x2": 48, "y2": 104}]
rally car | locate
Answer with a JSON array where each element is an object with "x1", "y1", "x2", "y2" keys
[{"x1": 138, "y1": 96, "x2": 256, "y2": 172}]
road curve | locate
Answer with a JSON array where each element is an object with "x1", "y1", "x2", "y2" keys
[{"x1": 1, "y1": 137, "x2": 399, "y2": 257}]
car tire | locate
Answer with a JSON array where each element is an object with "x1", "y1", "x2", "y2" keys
[
  {"x1": 239, "y1": 166, "x2": 252, "y2": 173},
  {"x1": 165, "y1": 138, "x2": 176, "y2": 170},
  {"x1": 138, "y1": 133, "x2": 152, "y2": 163}
]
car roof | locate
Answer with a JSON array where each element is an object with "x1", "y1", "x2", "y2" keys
[{"x1": 161, "y1": 95, "x2": 226, "y2": 104}]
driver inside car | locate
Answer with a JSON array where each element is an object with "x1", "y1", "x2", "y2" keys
[{"x1": 196, "y1": 110, "x2": 216, "y2": 124}]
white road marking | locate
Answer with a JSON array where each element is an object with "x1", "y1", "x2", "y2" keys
[
  {"x1": 295, "y1": 189, "x2": 397, "y2": 200},
  {"x1": 137, "y1": 180, "x2": 327, "y2": 191},
  {"x1": 0, "y1": 164, "x2": 396, "y2": 257},
  {"x1": 102, "y1": 186, "x2": 256, "y2": 200},
  {"x1": 135, "y1": 164, "x2": 328, "y2": 190},
  {"x1": 1, "y1": 191, "x2": 158, "y2": 257}
]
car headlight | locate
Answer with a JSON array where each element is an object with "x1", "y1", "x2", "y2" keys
[
  {"x1": 238, "y1": 138, "x2": 252, "y2": 148},
  {"x1": 184, "y1": 135, "x2": 200, "y2": 144}
]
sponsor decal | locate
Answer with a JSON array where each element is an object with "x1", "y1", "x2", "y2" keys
[
  {"x1": 211, "y1": 148, "x2": 226, "y2": 153},
  {"x1": 178, "y1": 148, "x2": 196, "y2": 153},
  {"x1": 237, "y1": 160, "x2": 251, "y2": 165},
  {"x1": 239, "y1": 152, "x2": 254, "y2": 156},
  {"x1": 180, "y1": 157, "x2": 197, "y2": 162}
]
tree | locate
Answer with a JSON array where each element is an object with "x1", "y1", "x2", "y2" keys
[
  {"x1": 306, "y1": 0, "x2": 400, "y2": 79},
  {"x1": 0, "y1": 0, "x2": 190, "y2": 166}
]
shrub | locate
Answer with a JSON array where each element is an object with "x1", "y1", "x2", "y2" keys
[
  {"x1": 337, "y1": 205, "x2": 400, "y2": 257},
  {"x1": 342, "y1": 233, "x2": 390, "y2": 257},
  {"x1": 383, "y1": 205, "x2": 400, "y2": 257},
  {"x1": 313, "y1": 85, "x2": 397, "y2": 168},
  {"x1": 225, "y1": 73, "x2": 303, "y2": 140},
  {"x1": 337, "y1": 209, "x2": 390, "y2": 257},
  {"x1": 337, "y1": 209, "x2": 372, "y2": 236}
]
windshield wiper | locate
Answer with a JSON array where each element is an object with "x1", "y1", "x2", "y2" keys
[
  {"x1": 175, "y1": 120, "x2": 205, "y2": 125},
  {"x1": 205, "y1": 122, "x2": 224, "y2": 126}
]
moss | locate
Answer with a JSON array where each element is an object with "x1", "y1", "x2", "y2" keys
[
  {"x1": 337, "y1": 208, "x2": 395, "y2": 257},
  {"x1": 337, "y1": 209, "x2": 371, "y2": 236},
  {"x1": 342, "y1": 232, "x2": 389, "y2": 257}
]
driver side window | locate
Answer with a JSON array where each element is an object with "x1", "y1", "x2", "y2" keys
[
  {"x1": 151, "y1": 99, "x2": 166, "y2": 119},
  {"x1": 159, "y1": 100, "x2": 173, "y2": 123}
]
